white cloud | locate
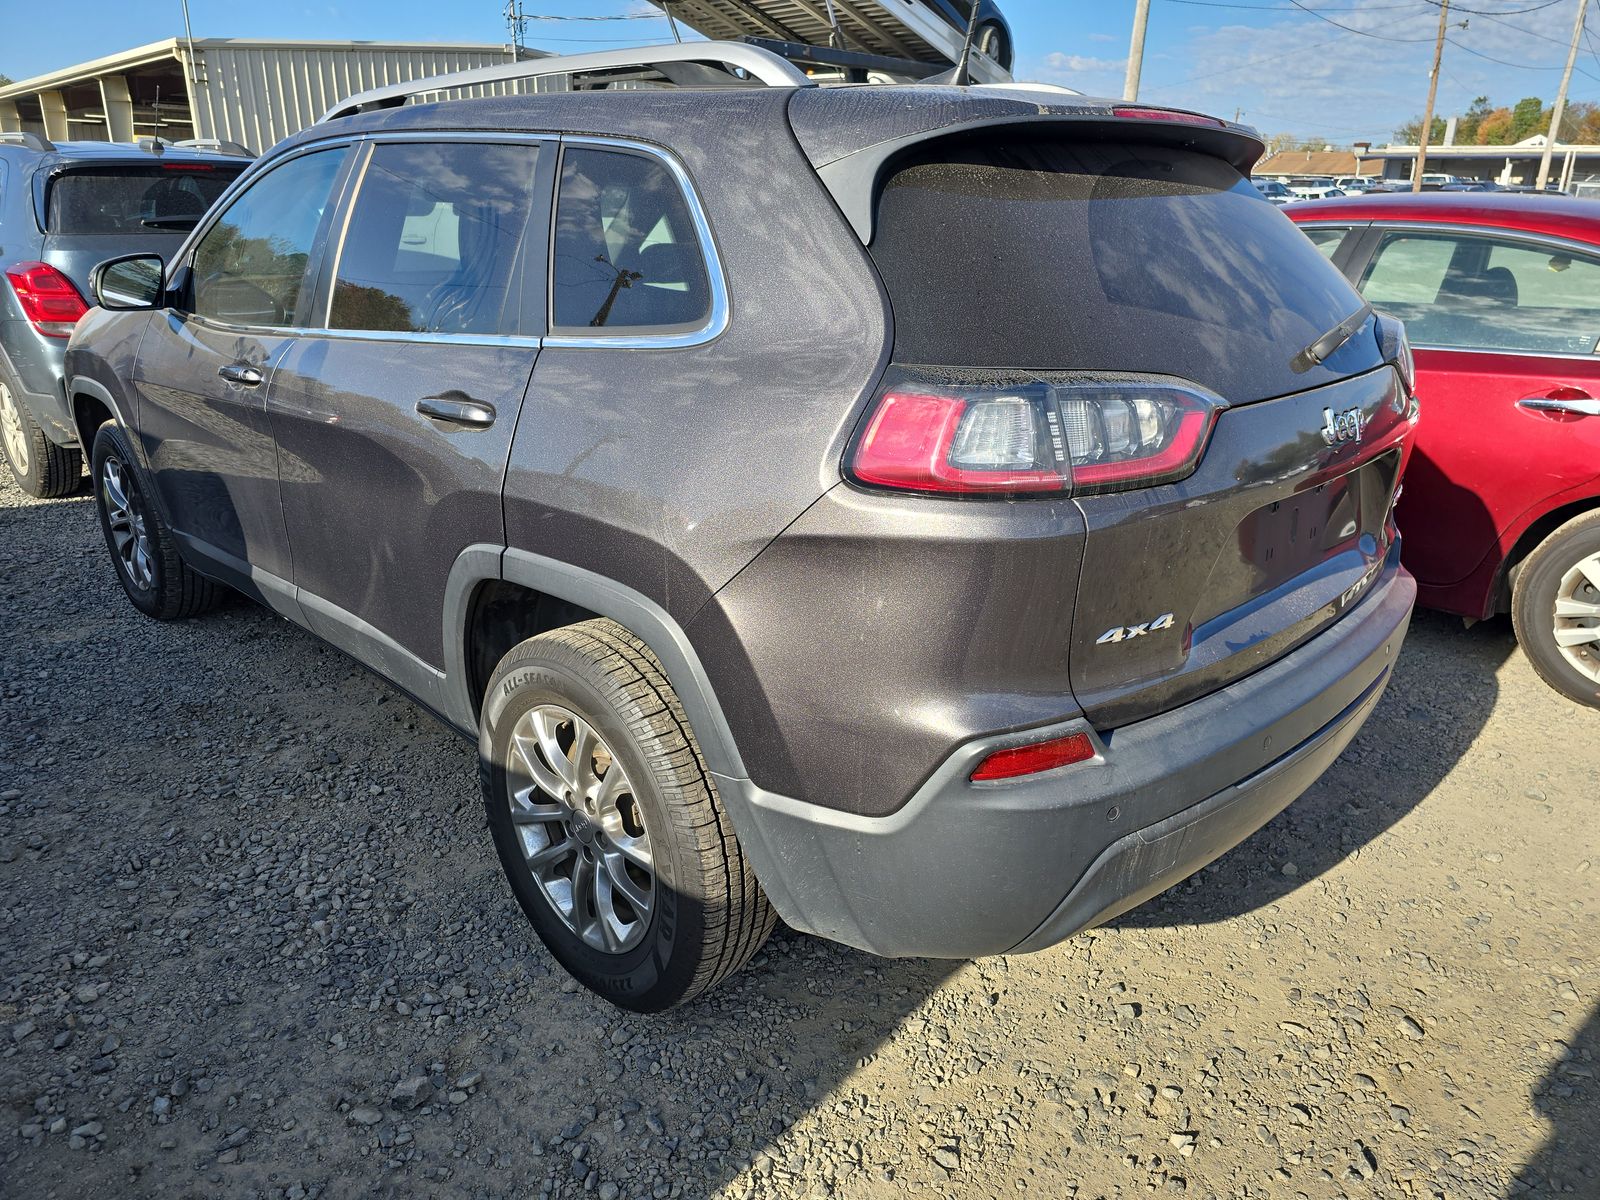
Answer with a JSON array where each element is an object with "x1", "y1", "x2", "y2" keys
[{"x1": 1043, "y1": 51, "x2": 1126, "y2": 74}]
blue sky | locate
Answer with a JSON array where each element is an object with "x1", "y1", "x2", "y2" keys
[{"x1": 6, "y1": 0, "x2": 1600, "y2": 144}]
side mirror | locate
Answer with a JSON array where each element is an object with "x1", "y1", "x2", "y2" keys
[{"x1": 92, "y1": 254, "x2": 165, "y2": 311}]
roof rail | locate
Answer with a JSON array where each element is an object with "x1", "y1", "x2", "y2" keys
[
  {"x1": 175, "y1": 137, "x2": 256, "y2": 158},
  {"x1": 319, "y1": 40, "x2": 813, "y2": 123},
  {"x1": 0, "y1": 131, "x2": 54, "y2": 152}
]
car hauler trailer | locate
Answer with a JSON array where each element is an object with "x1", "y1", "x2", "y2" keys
[{"x1": 649, "y1": 0, "x2": 1014, "y2": 82}]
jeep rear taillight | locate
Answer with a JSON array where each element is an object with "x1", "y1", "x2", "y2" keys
[
  {"x1": 849, "y1": 372, "x2": 1222, "y2": 498},
  {"x1": 5, "y1": 262, "x2": 89, "y2": 338}
]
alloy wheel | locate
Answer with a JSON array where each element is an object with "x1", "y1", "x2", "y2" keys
[
  {"x1": 0, "y1": 379, "x2": 29, "y2": 475},
  {"x1": 101, "y1": 455, "x2": 155, "y2": 591},
  {"x1": 1553, "y1": 551, "x2": 1600, "y2": 683},
  {"x1": 506, "y1": 704, "x2": 655, "y2": 954}
]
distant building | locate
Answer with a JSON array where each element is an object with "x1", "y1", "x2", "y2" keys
[
  {"x1": 0, "y1": 38, "x2": 546, "y2": 154},
  {"x1": 1360, "y1": 134, "x2": 1600, "y2": 190},
  {"x1": 1254, "y1": 148, "x2": 1368, "y2": 182}
]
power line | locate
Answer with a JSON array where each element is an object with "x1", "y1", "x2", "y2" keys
[{"x1": 1282, "y1": 0, "x2": 1441, "y2": 40}]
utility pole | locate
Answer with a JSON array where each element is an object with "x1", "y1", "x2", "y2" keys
[
  {"x1": 1414, "y1": 0, "x2": 1449, "y2": 192},
  {"x1": 1124, "y1": 0, "x2": 1152, "y2": 101},
  {"x1": 1538, "y1": 0, "x2": 1591, "y2": 191}
]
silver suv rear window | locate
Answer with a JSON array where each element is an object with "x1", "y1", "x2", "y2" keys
[{"x1": 47, "y1": 165, "x2": 243, "y2": 234}]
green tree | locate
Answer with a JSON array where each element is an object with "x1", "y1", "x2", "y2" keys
[
  {"x1": 0, "y1": 74, "x2": 12, "y2": 87},
  {"x1": 1395, "y1": 115, "x2": 1446, "y2": 144},
  {"x1": 1510, "y1": 96, "x2": 1546, "y2": 142}
]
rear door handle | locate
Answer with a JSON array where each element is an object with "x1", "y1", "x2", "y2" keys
[
  {"x1": 1518, "y1": 387, "x2": 1600, "y2": 418},
  {"x1": 218, "y1": 363, "x2": 263, "y2": 387},
  {"x1": 416, "y1": 395, "x2": 496, "y2": 428}
]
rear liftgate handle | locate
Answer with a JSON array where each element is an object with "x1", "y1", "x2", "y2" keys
[
  {"x1": 1517, "y1": 387, "x2": 1600, "y2": 419},
  {"x1": 416, "y1": 394, "x2": 496, "y2": 429}
]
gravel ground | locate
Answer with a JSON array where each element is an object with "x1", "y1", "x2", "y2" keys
[{"x1": 2, "y1": 468, "x2": 1597, "y2": 1200}]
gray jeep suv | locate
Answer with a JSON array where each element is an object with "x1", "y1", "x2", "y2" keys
[
  {"x1": 65, "y1": 49, "x2": 1418, "y2": 1011},
  {"x1": 0, "y1": 134, "x2": 248, "y2": 497}
]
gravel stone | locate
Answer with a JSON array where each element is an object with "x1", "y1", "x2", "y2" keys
[{"x1": 0, "y1": 470, "x2": 1592, "y2": 1200}]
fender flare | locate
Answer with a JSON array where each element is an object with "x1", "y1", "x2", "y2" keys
[
  {"x1": 443, "y1": 545, "x2": 748, "y2": 781},
  {"x1": 64, "y1": 375, "x2": 132, "y2": 452}
]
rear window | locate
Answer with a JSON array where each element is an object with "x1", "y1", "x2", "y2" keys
[
  {"x1": 867, "y1": 138, "x2": 1379, "y2": 403},
  {"x1": 47, "y1": 165, "x2": 243, "y2": 235}
]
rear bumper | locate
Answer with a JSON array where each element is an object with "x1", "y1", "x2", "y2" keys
[
  {"x1": 718, "y1": 556, "x2": 1415, "y2": 958},
  {"x1": 0, "y1": 322, "x2": 74, "y2": 444}
]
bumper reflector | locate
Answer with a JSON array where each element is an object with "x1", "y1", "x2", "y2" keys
[{"x1": 971, "y1": 731, "x2": 1095, "y2": 781}]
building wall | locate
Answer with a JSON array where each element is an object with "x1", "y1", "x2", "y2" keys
[{"x1": 183, "y1": 43, "x2": 522, "y2": 151}]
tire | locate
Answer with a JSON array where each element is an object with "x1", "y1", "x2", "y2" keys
[
  {"x1": 975, "y1": 22, "x2": 1012, "y2": 71},
  {"x1": 481, "y1": 618, "x2": 774, "y2": 1011},
  {"x1": 0, "y1": 367, "x2": 81, "y2": 499},
  {"x1": 90, "y1": 421, "x2": 223, "y2": 621},
  {"x1": 1511, "y1": 509, "x2": 1600, "y2": 708}
]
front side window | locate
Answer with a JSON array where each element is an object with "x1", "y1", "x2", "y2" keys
[
  {"x1": 329, "y1": 141, "x2": 543, "y2": 336},
  {"x1": 190, "y1": 149, "x2": 344, "y2": 327},
  {"x1": 551, "y1": 147, "x2": 711, "y2": 334},
  {"x1": 1360, "y1": 231, "x2": 1600, "y2": 355}
]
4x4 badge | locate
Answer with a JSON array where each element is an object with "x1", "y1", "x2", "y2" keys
[
  {"x1": 1096, "y1": 613, "x2": 1175, "y2": 644},
  {"x1": 1322, "y1": 405, "x2": 1364, "y2": 445}
]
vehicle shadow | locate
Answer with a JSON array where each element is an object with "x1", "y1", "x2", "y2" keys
[
  {"x1": 1111, "y1": 607, "x2": 1515, "y2": 928},
  {"x1": 1509, "y1": 1001, "x2": 1600, "y2": 1196}
]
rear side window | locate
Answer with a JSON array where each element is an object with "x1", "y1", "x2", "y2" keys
[
  {"x1": 1301, "y1": 227, "x2": 1349, "y2": 260},
  {"x1": 866, "y1": 139, "x2": 1376, "y2": 404},
  {"x1": 329, "y1": 141, "x2": 544, "y2": 337},
  {"x1": 551, "y1": 147, "x2": 711, "y2": 334},
  {"x1": 1359, "y1": 231, "x2": 1600, "y2": 355},
  {"x1": 46, "y1": 165, "x2": 243, "y2": 234}
]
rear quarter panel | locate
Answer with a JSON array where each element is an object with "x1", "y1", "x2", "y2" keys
[{"x1": 502, "y1": 92, "x2": 891, "y2": 626}]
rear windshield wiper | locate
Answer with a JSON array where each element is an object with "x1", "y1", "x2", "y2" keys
[
  {"x1": 141, "y1": 217, "x2": 200, "y2": 230},
  {"x1": 1291, "y1": 304, "x2": 1372, "y2": 374}
]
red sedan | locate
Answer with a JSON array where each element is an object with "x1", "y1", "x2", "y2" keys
[{"x1": 1288, "y1": 192, "x2": 1600, "y2": 706}]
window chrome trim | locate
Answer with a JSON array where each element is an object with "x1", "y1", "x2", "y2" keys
[
  {"x1": 542, "y1": 135, "x2": 730, "y2": 351},
  {"x1": 290, "y1": 327, "x2": 543, "y2": 349},
  {"x1": 1324, "y1": 218, "x2": 1600, "y2": 360}
]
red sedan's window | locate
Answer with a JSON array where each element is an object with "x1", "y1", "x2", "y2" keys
[
  {"x1": 1301, "y1": 227, "x2": 1349, "y2": 260},
  {"x1": 1359, "y1": 230, "x2": 1600, "y2": 356}
]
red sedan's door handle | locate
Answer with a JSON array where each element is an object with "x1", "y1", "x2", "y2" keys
[{"x1": 1517, "y1": 387, "x2": 1600, "y2": 419}]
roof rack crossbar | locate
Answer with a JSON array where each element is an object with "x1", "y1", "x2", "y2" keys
[
  {"x1": 175, "y1": 137, "x2": 256, "y2": 158},
  {"x1": 318, "y1": 40, "x2": 813, "y2": 124},
  {"x1": 0, "y1": 131, "x2": 54, "y2": 152}
]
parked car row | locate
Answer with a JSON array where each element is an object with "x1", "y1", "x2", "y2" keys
[{"x1": 0, "y1": 51, "x2": 1588, "y2": 1008}]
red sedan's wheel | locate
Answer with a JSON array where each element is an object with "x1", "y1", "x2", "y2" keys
[{"x1": 1512, "y1": 509, "x2": 1600, "y2": 708}]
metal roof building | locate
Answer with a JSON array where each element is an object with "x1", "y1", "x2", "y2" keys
[{"x1": 0, "y1": 38, "x2": 545, "y2": 155}]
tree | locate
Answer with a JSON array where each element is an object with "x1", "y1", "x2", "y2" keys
[
  {"x1": 1476, "y1": 108, "x2": 1515, "y2": 144},
  {"x1": 1395, "y1": 115, "x2": 1446, "y2": 144},
  {"x1": 1558, "y1": 100, "x2": 1600, "y2": 142},
  {"x1": 1456, "y1": 95, "x2": 1493, "y2": 144},
  {"x1": 0, "y1": 74, "x2": 12, "y2": 87},
  {"x1": 1510, "y1": 96, "x2": 1546, "y2": 143}
]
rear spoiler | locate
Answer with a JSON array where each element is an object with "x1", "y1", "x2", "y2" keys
[{"x1": 799, "y1": 104, "x2": 1265, "y2": 244}]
